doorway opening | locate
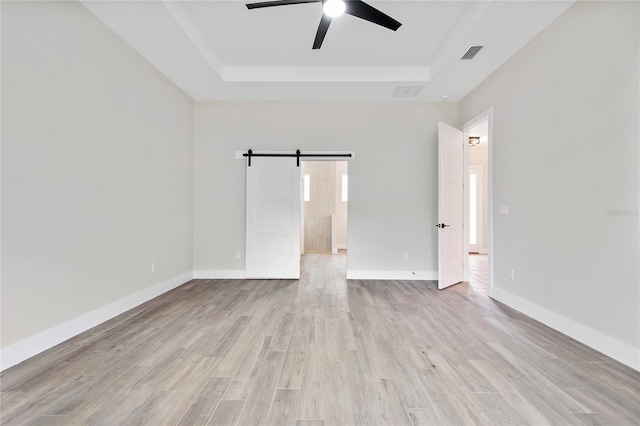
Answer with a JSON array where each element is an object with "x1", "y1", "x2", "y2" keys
[
  {"x1": 300, "y1": 161, "x2": 348, "y2": 256},
  {"x1": 463, "y1": 109, "x2": 492, "y2": 296}
]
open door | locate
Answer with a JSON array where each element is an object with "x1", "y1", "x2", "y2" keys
[
  {"x1": 437, "y1": 122, "x2": 464, "y2": 289},
  {"x1": 246, "y1": 157, "x2": 301, "y2": 279}
]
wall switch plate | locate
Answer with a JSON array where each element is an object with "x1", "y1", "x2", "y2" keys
[
  {"x1": 499, "y1": 205, "x2": 509, "y2": 216},
  {"x1": 236, "y1": 251, "x2": 242, "y2": 260},
  {"x1": 403, "y1": 253, "x2": 409, "y2": 261},
  {"x1": 151, "y1": 262, "x2": 157, "y2": 273},
  {"x1": 509, "y1": 269, "x2": 515, "y2": 280}
]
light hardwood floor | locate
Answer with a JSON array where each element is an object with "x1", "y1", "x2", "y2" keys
[
  {"x1": 1, "y1": 253, "x2": 639, "y2": 425},
  {"x1": 468, "y1": 254, "x2": 488, "y2": 294}
]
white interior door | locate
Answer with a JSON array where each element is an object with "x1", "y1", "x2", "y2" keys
[
  {"x1": 246, "y1": 157, "x2": 301, "y2": 279},
  {"x1": 438, "y1": 122, "x2": 464, "y2": 289}
]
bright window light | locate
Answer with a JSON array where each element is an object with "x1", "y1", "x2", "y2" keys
[
  {"x1": 303, "y1": 174, "x2": 310, "y2": 202},
  {"x1": 323, "y1": 0, "x2": 346, "y2": 17},
  {"x1": 470, "y1": 173, "x2": 477, "y2": 244},
  {"x1": 341, "y1": 174, "x2": 348, "y2": 202}
]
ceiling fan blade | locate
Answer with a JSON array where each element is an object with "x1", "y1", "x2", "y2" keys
[
  {"x1": 313, "y1": 14, "x2": 332, "y2": 49},
  {"x1": 246, "y1": 0, "x2": 321, "y2": 10},
  {"x1": 344, "y1": 0, "x2": 401, "y2": 31}
]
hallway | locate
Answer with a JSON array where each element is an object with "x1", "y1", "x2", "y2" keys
[{"x1": 468, "y1": 253, "x2": 488, "y2": 294}]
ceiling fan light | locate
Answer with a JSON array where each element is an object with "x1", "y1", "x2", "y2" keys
[{"x1": 323, "y1": 0, "x2": 345, "y2": 17}]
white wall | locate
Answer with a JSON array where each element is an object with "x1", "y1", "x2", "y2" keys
[
  {"x1": 460, "y1": 1, "x2": 639, "y2": 368},
  {"x1": 1, "y1": 1, "x2": 194, "y2": 362},
  {"x1": 193, "y1": 102, "x2": 458, "y2": 279}
]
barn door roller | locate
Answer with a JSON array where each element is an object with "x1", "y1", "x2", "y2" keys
[{"x1": 243, "y1": 149, "x2": 352, "y2": 167}]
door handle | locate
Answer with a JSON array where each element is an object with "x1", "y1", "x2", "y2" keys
[{"x1": 435, "y1": 223, "x2": 451, "y2": 228}]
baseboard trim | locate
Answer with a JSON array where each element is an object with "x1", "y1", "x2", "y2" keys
[
  {"x1": 9, "y1": 271, "x2": 635, "y2": 373},
  {"x1": 0, "y1": 272, "x2": 193, "y2": 372},
  {"x1": 193, "y1": 270, "x2": 247, "y2": 279},
  {"x1": 492, "y1": 287, "x2": 640, "y2": 371},
  {"x1": 346, "y1": 270, "x2": 437, "y2": 281}
]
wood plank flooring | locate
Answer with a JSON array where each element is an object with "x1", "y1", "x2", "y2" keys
[{"x1": 2, "y1": 253, "x2": 639, "y2": 425}]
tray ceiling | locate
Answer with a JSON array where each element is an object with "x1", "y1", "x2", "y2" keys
[{"x1": 81, "y1": 0, "x2": 575, "y2": 101}]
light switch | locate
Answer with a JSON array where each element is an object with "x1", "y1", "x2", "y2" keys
[{"x1": 499, "y1": 205, "x2": 509, "y2": 216}]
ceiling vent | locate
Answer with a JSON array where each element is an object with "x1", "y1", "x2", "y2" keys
[
  {"x1": 460, "y1": 45, "x2": 484, "y2": 61},
  {"x1": 393, "y1": 86, "x2": 423, "y2": 98}
]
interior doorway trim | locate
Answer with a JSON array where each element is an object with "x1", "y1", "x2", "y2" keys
[
  {"x1": 301, "y1": 160, "x2": 349, "y2": 257},
  {"x1": 462, "y1": 107, "x2": 494, "y2": 297}
]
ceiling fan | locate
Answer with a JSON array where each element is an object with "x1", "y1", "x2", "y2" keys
[{"x1": 245, "y1": 0, "x2": 402, "y2": 49}]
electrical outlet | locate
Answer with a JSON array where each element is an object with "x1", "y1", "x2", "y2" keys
[
  {"x1": 236, "y1": 251, "x2": 242, "y2": 260},
  {"x1": 403, "y1": 253, "x2": 409, "y2": 261},
  {"x1": 509, "y1": 269, "x2": 515, "y2": 280},
  {"x1": 151, "y1": 262, "x2": 157, "y2": 273}
]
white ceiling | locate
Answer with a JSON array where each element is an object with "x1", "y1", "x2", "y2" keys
[{"x1": 81, "y1": 0, "x2": 575, "y2": 102}]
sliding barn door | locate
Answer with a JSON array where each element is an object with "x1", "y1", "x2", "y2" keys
[{"x1": 246, "y1": 157, "x2": 301, "y2": 279}]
